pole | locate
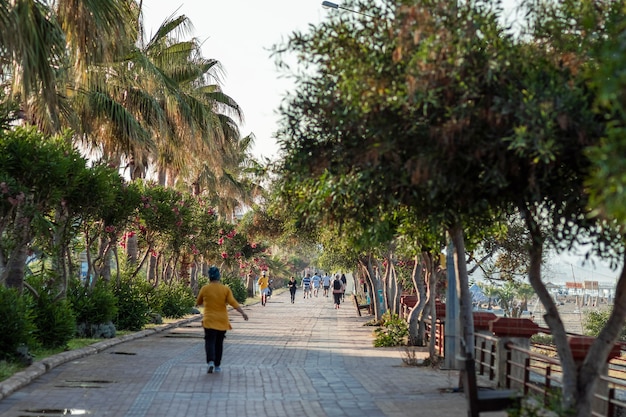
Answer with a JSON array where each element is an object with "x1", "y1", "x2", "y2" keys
[{"x1": 444, "y1": 240, "x2": 460, "y2": 369}]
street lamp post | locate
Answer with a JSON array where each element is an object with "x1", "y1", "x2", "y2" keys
[{"x1": 321, "y1": 1, "x2": 375, "y2": 18}]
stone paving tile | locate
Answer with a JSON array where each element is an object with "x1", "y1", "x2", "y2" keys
[{"x1": 0, "y1": 290, "x2": 504, "y2": 417}]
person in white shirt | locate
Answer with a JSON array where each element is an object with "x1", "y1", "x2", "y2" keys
[
  {"x1": 321, "y1": 273, "x2": 331, "y2": 297},
  {"x1": 311, "y1": 272, "x2": 322, "y2": 297}
]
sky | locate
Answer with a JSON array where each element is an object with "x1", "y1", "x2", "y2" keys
[{"x1": 141, "y1": 0, "x2": 330, "y2": 161}]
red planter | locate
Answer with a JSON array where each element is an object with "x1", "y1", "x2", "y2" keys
[
  {"x1": 489, "y1": 317, "x2": 540, "y2": 338},
  {"x1": 568, "y1": 335, "x2": 621, "y2": 362},
  {"x1": 473, "y1": 312, "x2": 498, "y2": 331}
]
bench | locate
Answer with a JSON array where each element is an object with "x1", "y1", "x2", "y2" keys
[
  {"x1": 463, "y1": 353, "x2": 522, "y2": 417},
  {"x1": 352, "y1": 295, "x2": 370, "y2": 317}
]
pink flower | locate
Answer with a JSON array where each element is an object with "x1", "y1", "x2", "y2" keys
[
  {"x1": 218, "y1": 237, "x2": 224, "y2": 245},
  {"x1": 221, "y1": 252, "x2": 229, "y2": 259}
]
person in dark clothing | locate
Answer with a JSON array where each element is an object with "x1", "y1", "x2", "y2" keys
[
  {"x1": 287, "y1": 276, "x2": 297, "y2": 303},
  {"x1": 332, "y1": 274, "x2": 345, "y2": 309},
  {"x1": 340, "y1": 273, "x2": 347, "y2": 301}
]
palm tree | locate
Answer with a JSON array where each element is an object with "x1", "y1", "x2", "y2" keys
[{"x1": 0, "y1": 0, "x2": 136, "y2": 131}]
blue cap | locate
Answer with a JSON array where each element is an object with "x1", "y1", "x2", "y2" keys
[{"x1": 208, "y1": 266, "x2": 220, "y2": 280}]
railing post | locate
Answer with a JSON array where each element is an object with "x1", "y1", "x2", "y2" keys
[{"x1": 490, "y1": 317, "x2": 540, "y2": 390}]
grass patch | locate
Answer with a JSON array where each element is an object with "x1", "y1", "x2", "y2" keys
[{"x1": 0, "y1": 360, "x2": 24, "y2": 382}]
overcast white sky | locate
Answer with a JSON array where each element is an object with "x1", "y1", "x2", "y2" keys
[
  {"x1": 141, "y1": 0, "x2": 329, "y2": 161},
  {"x1": 141, "y1": 1, "x2": 526, "y2": 161}
]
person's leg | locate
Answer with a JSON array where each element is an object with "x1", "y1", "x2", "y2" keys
[
  {"x1": 204, "y1": 328, "x2": 217, "y2": 372},
  {"x1": 214, "y1": 330, "x2": 227, "y2": 367},
  {"x1": 334, "y1": 293, "x2": 341, "y2": 308}
]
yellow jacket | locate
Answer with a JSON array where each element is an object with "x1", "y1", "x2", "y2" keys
[
  {"x1": 257, "y1": 275, "x2": 269, "y2": 290},
  {"x1": 196, "y1": 281, "x2": 240, "y2": 331}
]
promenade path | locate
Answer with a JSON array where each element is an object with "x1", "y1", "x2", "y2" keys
[{"x1": 0, "y1": 289, "x2": 506, "y2": 417}]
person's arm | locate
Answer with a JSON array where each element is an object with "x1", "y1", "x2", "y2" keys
[{"x1": 235, "y1": 305, "x2": 248, "y2": 321}]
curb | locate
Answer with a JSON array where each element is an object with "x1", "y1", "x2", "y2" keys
[{"x1": 0, "y1": 314, "x2": 202, "y2": 402}]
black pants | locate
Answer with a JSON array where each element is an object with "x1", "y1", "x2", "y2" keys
[
  {"x1": 204, "y1": 328, "x2": 227, "y2": 366},
  {"x1": 333, "y1": 292, "x2": 342, "y2": 305},
  {"x1": 290, "y1": 288, "x2": 296, "y2": 302}
]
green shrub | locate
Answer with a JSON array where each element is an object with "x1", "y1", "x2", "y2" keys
[
  {"x1": 68, "y1": 279, "x2": 118, "y2": 337},
  {"x1": 112, "y1": 277, "x2": 151, "y2": 331},
  {"x1": 153, "y1": 281, "x2": 195, "y2": 319},
  {"x1": 32, "y1": 292, "x2": 76, "y2": 349},
  {"x1": 584, "y1": 310, "x2": 626, "y2": 341},
  {"x1": 0, "y1": 287, "x2": 35, "y2": 360},
  {"x1": 26, "y1": 275, "x2": 76, "y2": 349},
  {"x1": 222, "y1": 274, "x2": 247, "y2": 304},
  {"x1": 373, "y1": 312, "x2": 408, "y2": 347}
]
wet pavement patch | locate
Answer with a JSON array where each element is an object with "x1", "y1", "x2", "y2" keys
[
  {"x1": 55, "y1": 380, "x2": 115, "y2": 388},
  {"x1": 163, "y1": 333, "x2": 201, "y2": 338},
  {"x1": 19, "y1": 409, "x2": 89, "y2": 416}
]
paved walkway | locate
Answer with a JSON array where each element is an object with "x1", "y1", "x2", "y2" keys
[{"x1": 0, "y1": 289, "x2": 497, "y2": 417}]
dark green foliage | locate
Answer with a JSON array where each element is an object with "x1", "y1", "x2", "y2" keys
[
  {"x1": 0, "y1": 286, "x2": 35, "y2": 360},
  {"x1": 222, "y1": 274, "x2": 247, "y2": 304},
  {"x1": 68, "y1": 279, "x2": 118, "y2": 337},
  {"x1": 31, "y1": 293, "x2": 76, "y2": 349},
  {"x1": 112, "y1": 277, "x2": 151, "y2": 331},
  {"x1": 373, "y1": 312, "x2": 409, "y2": 347},
  {"x1": 584, "y1": 310, "x2": 626, "y2": 341},
  {"x1": 153, "y1": 282, "x2": 195, "y2": 319}
]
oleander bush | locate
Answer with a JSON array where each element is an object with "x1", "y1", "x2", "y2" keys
[
  {"x1": 152, "y1": 281, "x2": 195, "y2": 319},
  {"x1": 27, "y1": 275, "x2": 76, "y2": 349},
  {"x1": 112, "y1": 276, "x2": 151, "y2": 331},
  {"x1": 222, "y1": 274, "x2": 247, "y2": 304},
  {"x1": 68, "y1": 279, "x2": 118, "y2": 337},
  {"x1": 0, "y1": 286, "x2": 35, "y2": 360}
]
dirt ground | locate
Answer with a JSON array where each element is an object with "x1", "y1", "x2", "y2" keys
[{"x1": 528, "y1": 297, "x2": 612, "y2": 335}]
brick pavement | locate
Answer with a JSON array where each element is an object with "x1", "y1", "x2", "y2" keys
[{"x1": 0, "y1": 289, "x2": 501, "y2": 417}]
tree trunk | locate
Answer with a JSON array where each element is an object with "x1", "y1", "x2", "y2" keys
[
  {"x1": 449, "y1": 224, "x2": 474, "y2": 356},
  {"x1": 361, "y1": 254, "x2": 382, "y2": 321},
  {"x1": 521, "y1": 205, "x2": 576, "y2": 410},
  {"x1": 408, "y1": 253, "x2": 426, "y2": 346},
  {"x1": 3, "y1": 205, "x2": 32, "y2": 292},
  {"x1": 428, "y1": 260, "x2": 438, "y2": 360},
  {"x1": 246, "y1": 273, "x2": 255, "y2": 297},
  {"x1": 574, "y1": 251, "x2": 626, "y2": 417},
  {"x1": 126, "y1": 232, "x2": 138, "y2": 265}
]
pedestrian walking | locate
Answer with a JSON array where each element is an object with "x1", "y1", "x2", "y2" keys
[
  {"x1": 322, "y1": 273, "x2": 331, "y2": 297},
  {"x1": 340, "y1": 273, "x2": 347, "y2": 301},
  {"x1": 287, "y1": 276, "x2": 297, "y2": 303},
  {"x1": 257, "y1": 270, "x2": 270, "y2": 306},
  {"x1": 195, "y1": 266, "x2": 248, "y2": 374},
  {"x1": 311, "y1": 272, "x2": 321, "y2": 297},
  {"x1": 332, "y1": 274, "x2": 345, "y2": 309},
  {"x1": 302, "y1": 273, "x2": 312, "y2": 298}
]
